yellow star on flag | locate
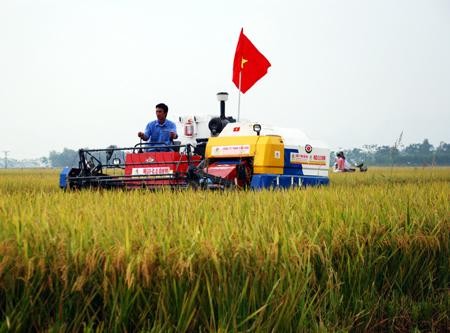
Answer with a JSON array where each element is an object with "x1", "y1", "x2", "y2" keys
[{"x1": 240, "y1": 57, "x2": 248, "y2": 69}]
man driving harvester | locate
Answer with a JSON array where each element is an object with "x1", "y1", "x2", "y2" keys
[{"x1": 138, "y1": 103, "x2": 178, "y2": 151}]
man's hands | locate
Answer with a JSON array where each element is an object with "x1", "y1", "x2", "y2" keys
[
  {"x1": 138, "y1": 131, "x2": 177, "y2": 141},
  {"x1": 137, "y1": 132, "x2": 147, "y2": 140}
]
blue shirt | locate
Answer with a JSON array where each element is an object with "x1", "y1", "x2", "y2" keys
[{"x1": 144, "y1": 119, "x2": 178, "y2": 151}]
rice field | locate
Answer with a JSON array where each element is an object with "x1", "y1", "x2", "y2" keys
[{"x1": 0, "y1": 167, "x2": 449, "y2": 332}]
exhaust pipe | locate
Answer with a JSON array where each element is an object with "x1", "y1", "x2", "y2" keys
[{"x1": 209, "y1": 92, "x2": 236, "y2": 136}]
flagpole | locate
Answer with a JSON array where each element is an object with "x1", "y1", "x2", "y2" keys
[{"x1": 237, "y1": 70, "x2": 242, "y2": 121}]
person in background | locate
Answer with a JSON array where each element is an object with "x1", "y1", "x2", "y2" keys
[
  {"x1": 334, "y1": 151, "x2": 367, "y2": 172},
  {"x1": 334, "y1": 151, "x2": 346, "y2": 172},
  {"x1": 138, "y1": 103, "x2": 178, "y2": 151}
]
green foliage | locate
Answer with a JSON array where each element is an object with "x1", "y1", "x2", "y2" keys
[
  {"x1": 48, "y1": 145, "x2": 124, "y2": 168},
  {"x1": 49, "y1": 148, "x2": 79, "y2": 167},
  {"x1": 332, "y1": 139, "x2": 450, "y2": 166}
]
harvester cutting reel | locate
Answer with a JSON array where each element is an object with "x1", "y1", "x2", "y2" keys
[{"x1": 59, "y1": 143, "x2": 250, "y2": 190}]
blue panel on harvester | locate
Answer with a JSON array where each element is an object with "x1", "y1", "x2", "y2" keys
[
  {"x1": 301, "y1": 175, "x2": 329, "y2": 186},
  {"x1": 250, "y1": 174, "x2": 329, "y2": 189},
  {"x1": 250, "y1": 175, "x2": 275, "y2": 189},
  {"x1": 283, "y1": 148, "x2": 303, "y2": 175},
  {"x1": 59, "y1": 167, "x2": 71, "y2": 189}
]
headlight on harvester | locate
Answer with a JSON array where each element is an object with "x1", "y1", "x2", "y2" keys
[{"x1": 253, "y1": 123, "x2": 261, "y2": 136}]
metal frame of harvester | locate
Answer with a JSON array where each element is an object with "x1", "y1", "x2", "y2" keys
[{"x1": 60, "y1": 143, "x2": 237, "y2": 190}]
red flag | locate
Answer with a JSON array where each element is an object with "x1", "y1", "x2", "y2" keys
[{"x1": 233, "y1": 28, "x2": 271, "y2": 94}]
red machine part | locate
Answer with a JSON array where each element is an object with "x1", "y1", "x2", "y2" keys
[
  {"x1": 124, "y1": 152, "x2": 201, "y2": 188},
  {"x1": 204, "y1": 159, "x2": 252, "y2": 188}
]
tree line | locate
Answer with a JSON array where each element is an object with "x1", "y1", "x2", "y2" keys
[
  {"x1": 48, "y1": 146, "x2": 122, "y2": 168},
  {"x1": 332, "y1": 139, "x2": 450, "y2": 167}
]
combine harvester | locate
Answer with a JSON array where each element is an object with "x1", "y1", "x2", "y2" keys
[{"x1": 60, "y1": 93, "x2": 330, "y2": 190}]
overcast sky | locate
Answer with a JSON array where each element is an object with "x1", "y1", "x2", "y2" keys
[{"x1": 1, "y1": 0, "x2": 449, "y2": 159}]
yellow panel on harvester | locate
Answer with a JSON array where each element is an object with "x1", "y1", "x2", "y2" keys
[
  {"x1": 206, "y1": 136, "x2": 258, "y2": 158},
  {"x1": 253, "y1": 136, "x2": 284, "y2": 174},
  {"x1": 205, "y1": 135, "x2": 284, "y2": 174}
]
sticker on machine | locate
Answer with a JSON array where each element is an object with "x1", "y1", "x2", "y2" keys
[
  {"x1": 132, "y1": 167, "x2": 173, "y2": 176},
  {"x1": 290, "y1": 152, "x2": 327, "y2": 165},
  {"x1": 211, "y1": 145, "x2": 251, "y2": 156},
  {"x1": 290, "y1": 152, "x2": 310, "y2": 164}
]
